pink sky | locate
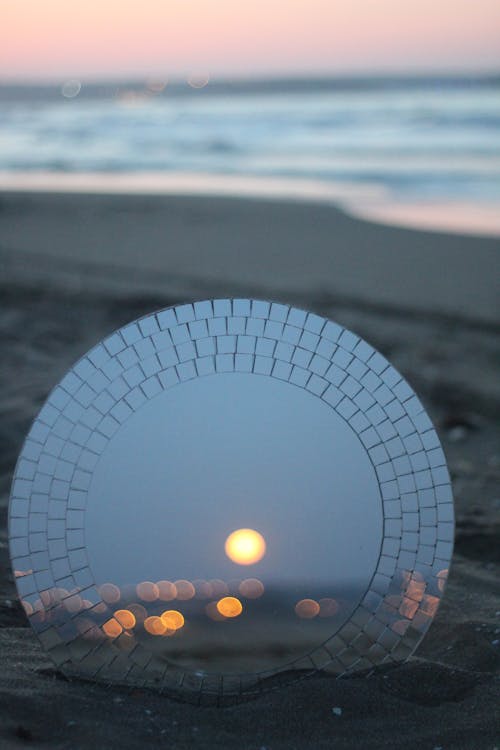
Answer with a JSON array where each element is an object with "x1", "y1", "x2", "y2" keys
[{"x1": 2, "y1": 0, "x2": 500, "y2": 80}]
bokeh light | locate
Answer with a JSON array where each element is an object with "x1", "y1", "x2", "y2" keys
[
  {"x1": 216, "y1": 596, "x2": 243, "y2": 618},
  {"x1": 224, "y1": 528, "x2": 266, "y2": 565},
  {"x1": 160, "y1": 610, "x2": 185, "y2": 631},
  {"x1": 399, "y1": 597, "x2": 419, "y2": 619},
  {"x1": 238, "y1": 578, "x2": 265, "y2": 599},
  {"x1": 136, "y1": 581, "x2": 160, "y2": 602},
  {"x1": 157, "y1": 580, "x2": 177, "y2": 601},
  {"x1": 21, "y1": 600, "x2": 33, "y2": 617},
  {"x1": 295, "y1": 599, "x2": 320, "y2": 619},
  {"x1": 144, "y1": 615, "x2": 167, "y2": 636},
  {"x1": 174, "y1": 580, "x2": 195, "y2": 600},
  {"x1": 63, "y1": 593, "x2": 82, "y2": 614},
  {"x1": 61, "y1": 79, "x2": 81, "y2": 98},
  {"x1": 437, "y1": 569, "x2": 449, "y2": 593},
  {"x1": 205, "y1": 601, "x2": 227, "y2": 621},
  {"x1": 98, "y1": 583, "x2": 121, "y2": 604},
  {"x1": 318, "y1": 597, "x2": 339, "y2": 617},
  {"x1": 209, "y1": 579, "x2": 229, "y2": 598},
  {"x1": 193, "y1": 579, "x2": 213, "y2": 599},
  {"x1": 102, "y1": 618, "x2": 123, "y2": 638},
  {"x1": 187, "y1": 72, "x2": 210, "y2": 89},
  {"x1": 146, "y1": 78, "x2": 168, "y2": 93},
  {"x1": 128, "y1": 602, "x2": 147, "y2": 625},
  {"x1": 113, "y1": 609, "x2": 136, "y2": 629},
  {"x1": 421, "y1": 594, "x2": 440, "y2": 617}
]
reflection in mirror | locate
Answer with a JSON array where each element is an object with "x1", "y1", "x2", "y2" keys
[{"x1": 8, "y1": 301, "x2": 454, "y2": 702}]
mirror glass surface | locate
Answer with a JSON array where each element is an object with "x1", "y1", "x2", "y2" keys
[
  {"x1": 86, "y1": 372, "x2": 382, "y2": 673},
  {"x1": 8, "y1": 300, "x2": 454, "y2": 702}
]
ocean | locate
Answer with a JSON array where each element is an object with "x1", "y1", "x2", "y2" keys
[{"x1": 1, "y1": 76, "x2": 499, "y2": 232}]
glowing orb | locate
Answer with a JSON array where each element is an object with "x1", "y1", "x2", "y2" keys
[
  {"x1": 224, "y1": 529, "x2": 266, "y2": 566},
  {"x1": 216, "y1": 596, "x2": 243, "y2": 618}
]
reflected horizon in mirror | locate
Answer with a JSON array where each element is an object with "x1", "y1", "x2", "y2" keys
[
  {"x1": 83, "y1": 372, "x2": 382, "y2": 672},
  {"x1": 8, "y1": 300, "x2": 454, "y2": 700}
]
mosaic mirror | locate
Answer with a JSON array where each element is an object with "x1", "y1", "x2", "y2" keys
[{"x1": 8, "y1": 299, "x2": 454, "y2": 704}]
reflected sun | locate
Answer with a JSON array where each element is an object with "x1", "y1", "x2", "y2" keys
[{"x1": 224, "y1": 528, "x2": 266, "y2": 566}]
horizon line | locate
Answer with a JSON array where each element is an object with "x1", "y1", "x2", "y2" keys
[{"x1": 1, "y1": 68, "x2": 500, "y2": 87}]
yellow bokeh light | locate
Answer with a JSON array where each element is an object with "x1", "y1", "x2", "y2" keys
[
  {"x1": 144, "y1": 616, "x2": 167, "y2": 636},
  {"x1": 224, "y1": 528, "x2": 266, "y2": 565},
  {"x1": 295, "y1": 599, "x2": 320, "y2": 619},
  {"x1": 161, "y1": 610, "x2": 185, "y2": 631},
  {"x1": 113, "y1": 609, "x2": 136, "y2": 630},
  {"x1": 216, "y1": 596, "x2": 243, "y2": 618},
  {"x1": 102, "y1": 618, "x2": 123, "y2": 638}
]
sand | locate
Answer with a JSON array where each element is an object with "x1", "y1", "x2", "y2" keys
[
  {"x1": 0, "y1": 191, "x2": 499, "y2": 748},
  {"x1": 0, "y1": 191, "x2": 498, "y2": 323}
]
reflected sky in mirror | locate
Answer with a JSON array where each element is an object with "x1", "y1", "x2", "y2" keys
[
  {"x1": 82, "y1": 372, "x2": 383, "y2": 671},
  {"x1": 86, "y1": 373, "x2": 382, "y2": 588}
]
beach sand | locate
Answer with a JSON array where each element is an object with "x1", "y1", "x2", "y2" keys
[{"x1": 0, "y1": 191, "x2": 499, "y2": 748}]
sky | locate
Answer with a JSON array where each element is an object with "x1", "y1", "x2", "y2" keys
[
  {"x1": 1, "y1": 0, "x2": 500, "y2": 80},
  {"x1": 86, "y1": 374, "x2": 381, "y2": 588}
]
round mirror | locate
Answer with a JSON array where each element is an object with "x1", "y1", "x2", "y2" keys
[{"x1": 8, "y1": 299, "x2": 454, "y2": 703}]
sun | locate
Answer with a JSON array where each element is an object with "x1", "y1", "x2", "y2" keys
[{"x1": 224, "y1": 528, "x2": 266, "y2": 565}]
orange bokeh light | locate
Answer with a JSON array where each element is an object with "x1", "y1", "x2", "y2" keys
[
  {"x1": 144, "y1": 616, "x2": 167, "y2": 636},
  {"x1": 102, "y1": 618, "x2": 123, "y2": 638},
  {"x1": 216, "y1": 596, "x2": 243, "y2": 618},
  {"x1": 421, "y1": 594, "x2": 440, "y2": 617},
  {"x1": 113, "y1": 609, "x2": 136, "y2": 629},
  {"x1": 295, "y1": 599, "x2": 320, "y2": 619},
  {"x1": 160, "y1": 610, "x2": 185, "y2": 631},
  {"x1": 224, "y1": 528, "x2": 266, "y2": 565},
  {"x1": 399, "y1": 597, "x2": 419, "y2": 619}
]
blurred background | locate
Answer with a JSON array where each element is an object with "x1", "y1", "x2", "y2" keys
[
  {"x1": 0, "y1": 2, "x2": 499, "y2": 745},
  {"x1": 1, "y1": 0, "x2": 500, "y2": 234}
]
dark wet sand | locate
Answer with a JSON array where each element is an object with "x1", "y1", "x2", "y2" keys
[{"x1": 0, "y1": 192, "x2": 499, "y2": 748}]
